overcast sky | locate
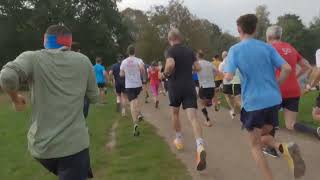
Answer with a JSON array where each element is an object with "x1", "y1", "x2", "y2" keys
[{"x1": 117, "y1": 0, "x2": 320, "y2": 35}]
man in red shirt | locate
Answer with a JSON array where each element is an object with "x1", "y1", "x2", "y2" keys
[{"x1": 265, "y1": 25, "x2": 320, "y2": 157}]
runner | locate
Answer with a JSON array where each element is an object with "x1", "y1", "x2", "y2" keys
[
  {"x1": 224, "y1": 14, "x2": 305, "y2": 179},
  {"x1": 158, "y1": 61, "x2": 166, "y2": 95},
  {"x1": 219, "y1": 51, "x2": 241, "y2": 120},
  {"x1": 94, "y1": 56, "x2": 107, "y2": 104},
  {"x1": 310, "y1": 49, "x2": 320, "y2": 121},
  {"x1": 109, "y1": 55, "x2": 127, "y2": 116},
  {"x1": 197, "y1": 50, "x2": 220, "y2": 127},
  {"x1": 148, "y1": 61, "x2": 161, "y2": 108},
  {"x1": 265, "y1": 25, "x2": 319, "y2": 158},
  {"x1": 160, "y1": 62, "x2": 169, "y2": 95},
  {"x1": 0, "y1": 24, "x2": 99, "y2": 180},
  {"x1": 163, "y1": 28, "x2": 207, "y2": 171},
  {"x1": 212, "y1": 55, "x2": 223, "y2": 111},
  {"x1": 120, "y1": 45, "x2": 145, "y2": 136}
]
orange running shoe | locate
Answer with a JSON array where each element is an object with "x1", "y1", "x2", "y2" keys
[
  {"x1": 173, "y1": 138, "x2": 184, "y2": 150},
  {"x1": 196, "y1": 145, "x2": 207, "y2": 171}
]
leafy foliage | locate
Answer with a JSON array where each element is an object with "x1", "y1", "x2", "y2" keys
[{"x1": 0, "y1": 0, "x2": 132, "y2": 67}]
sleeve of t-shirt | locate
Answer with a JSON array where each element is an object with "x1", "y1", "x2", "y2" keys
[
  {"x1": 316, "y1": 50, "x2": 320, "y2": 68},
  {"x1": 270, "y1": 46, "x2": 286, "y2": 68},
  {"x1": 292, "y1": 46, "x2": 302, "y2": 62},
  {"x1": 138, "y1": 59, "x2": 144, "y2": 65},
  {"x1": 224, "y1": 48, "x2": 237, "y2": 74},
  {"x1": 3, "y1": 51, "x2": 35, "y2": 81},
  {"x1": 120, "y1": 61, "x2": 124, "y2": 71}
]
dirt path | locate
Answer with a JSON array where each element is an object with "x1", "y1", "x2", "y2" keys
[{"x1": 142, "y1": 96, "x2": 320, "y2": 180}]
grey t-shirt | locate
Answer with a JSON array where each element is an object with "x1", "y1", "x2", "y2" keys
[
  {"x1": 0, "y1": 49, "x2": 99, "y2": 158},
  {"x1": 198, "y1": 59, "x2": 216, "y2": 88}
]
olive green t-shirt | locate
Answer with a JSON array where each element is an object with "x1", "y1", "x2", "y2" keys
[{"x1": 1, "y1": 49, "x2": 99, "y2": 159}]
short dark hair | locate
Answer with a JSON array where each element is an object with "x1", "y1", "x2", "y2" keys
[
  {"x1": 237, "y1": 14, "x2": 258, "y2": 35},
  {"x1": 127, "y1": 45, "x2": 135, "y2": 56},
  {"x1": 96, "y1": 56, "x2": 102, "y2": 64},
  {"x1": 214, "y1": 55, "x2": 220, "y2": 59},
  {"x1": 197, "y1": 50, "x2": 205, "y2": 59},
  {"x1": 46, "y1": 24, "x2": 71, "y2": 35}
]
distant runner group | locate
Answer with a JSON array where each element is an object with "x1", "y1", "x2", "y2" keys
[{"x1": 1, "y1": 13, "x2": 320, "y2": 180}]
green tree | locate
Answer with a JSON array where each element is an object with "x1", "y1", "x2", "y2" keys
[
  {"x1": 255, "y1": 5, "x2": 271, "y2": 40},
  {"x1": 0, "y1": 0, "x2": 131, "y2": 67}
]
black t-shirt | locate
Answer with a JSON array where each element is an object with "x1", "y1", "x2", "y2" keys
[
  {"x1": 112, "y1": 62, "x2": 125, "y2": 84},
  {"x1": 166, "y1": 44, "x2": 196, "y2": 87}
]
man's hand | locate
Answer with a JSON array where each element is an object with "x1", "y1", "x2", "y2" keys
[{"x1": 11, "y1": 93, "x2": 27, "y2": 112}]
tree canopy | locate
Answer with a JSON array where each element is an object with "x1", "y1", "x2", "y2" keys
[{"x1": 0, "y1": 0, "x2": 319, "y2": 66}]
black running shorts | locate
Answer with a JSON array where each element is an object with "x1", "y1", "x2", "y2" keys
[
  {"x1": 36, "y1": 149, "x2": 93, "y2": 180},
  {"x1": 241, "y1": 105, "x2": 280, "y2": 131},
  {"x1": 281, "y1": 97, "x2": 300, "y2": 112},
  {"x1": 199, "y1": 87, "x2": 215, "y2": 100},
  {"x1": 168, "y1": 86, "x2": 197, "y2": 109},
  {"x1": 126, "y1": 87, "x2": 142, "y2": 102},
  {"x1": 115, "y1": 82, "x2": 126, "y2": 95},
  {"x1": 97, "y1": 83, "x2": 105, "y2": 88},
  {"x1": 223, "y1": 84, "x2": 241, "y2": 96}
]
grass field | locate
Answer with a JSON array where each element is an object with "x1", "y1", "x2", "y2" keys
[{"x1": 0, "y1": 92, "x2": 191, "y2": 180}]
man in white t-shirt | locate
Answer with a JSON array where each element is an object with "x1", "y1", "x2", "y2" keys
[
  {"x1": 197, "y1": 50, "x2": 220, "y2": 127},
  {"x1": 219, "y1": 51, "x2": 242, "y2": 119},
  {"x1": 120, "y1": 45, "x2": 145, "y2": 136}
]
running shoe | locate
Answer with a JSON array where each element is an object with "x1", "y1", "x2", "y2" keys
[
  {"x1": 133, "y1": 124, "x2": 140, "y2": 137},
  {"x1": 196, "y1": 145, "x2": 207, "y2": 171},
  {"x1": 229, "y1": 110, "x2": 236, "y2": 120},
  {"x1": 282, "y1": 143, "x2": 306, "y2": 178},
  {"x1": 263, "y1": 147, "x2": 279, "y2": 158},
  {"x1": 204, "y1": 120, "x2": 213, "y2": 127},
  {"x1": 138, "y1": 113, "x2": 144, "y2": 122},
  {"x1": 173, "y1": 138, "x2": 184, "y2": 150},
  {"x1": 316, "y1": 127, "x2": 320, "y2": 140}
]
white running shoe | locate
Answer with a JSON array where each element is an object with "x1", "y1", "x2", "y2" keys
[{"x1": 229, "y1": 110, "x2": 236, "y2": 120}]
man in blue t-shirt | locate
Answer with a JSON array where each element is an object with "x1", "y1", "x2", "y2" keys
[
  {"x1": 94, "y1": 56, "x2": 107, "y2": 104},
  {"x1": 224, "y1": 14, "x2": 305, "y2": 179}
]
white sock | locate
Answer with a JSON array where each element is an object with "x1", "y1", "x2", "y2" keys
[
  {"x1": 196, "y1": 138, "x2": 204, "y2": 149},
  {"x1": 116, "y1": 97, "x2": 120, "y2": 103},
  {"x1": 176, "y1": 132, "x2": 182, "y2": 139}
]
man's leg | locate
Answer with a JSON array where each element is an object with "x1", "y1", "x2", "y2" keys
[
  {"x1": 283, "y1": 109, "x2": 320, "y2": 139},
  {"x1": 99, "y1": 87, "x2": 107, "y2": 104},
  {"x1": 172, "y1": 107, "x2": 183, "y2": 150},
  {"x1": 185, "y1": 108, "x2": 206, "y2": 171},
  {"x1": 247, "y1": 128, "x2": 274, "y2": 180},
  {"x1": 131, "y1": 98, "x2": 140, "y2": 136},
  {"x1": 225, "y1": 94, "x2": 236, "y2": 119},
  {"x1": 200, "y1": 99, "x2": 212, "y2": 127},
  {"x1": 116, "y1": 93, "x2": 121, "y2": 112},
  {"x1": 120, "y1": 93, "x2": 127, "y2": 116}
]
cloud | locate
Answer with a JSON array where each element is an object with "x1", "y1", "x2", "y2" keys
[{"x1": 118, "y1": 0, "x2": 320, "y2": 35}]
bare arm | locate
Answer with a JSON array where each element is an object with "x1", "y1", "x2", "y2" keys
[
  {"x1": 193, "y1": 60, "x2": 201, "y2": 72},
  {"x1": 224, "y1": 73, "x2": 234, "y2": 82},
  {"x1": 278, "y1": 63, "x2": 292, "y2": 85},
  {"x1": 164, "y1": 58, "x2": 175, "y2": 76},
  {"x1": 296, "y1": 58, "x2": 310, "y2": 79}
]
